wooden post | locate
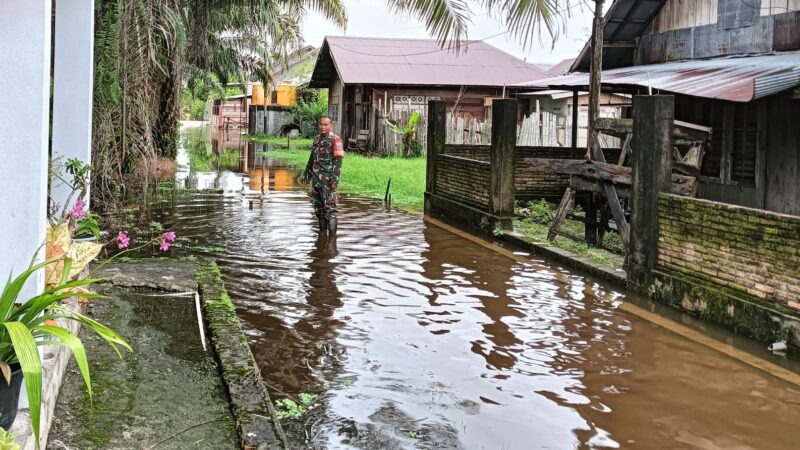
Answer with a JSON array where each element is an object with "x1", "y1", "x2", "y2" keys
[
  {"x1": 584, "y1": 193, "x2": 601, "y2": 245},
  {"x1": 627, "y1": 95, "x2": 674, "y2": 285},
  {"x1": 571, "y1": 90, "x2": 579, "y2": 157},
  {"x1": 490, "y1": 99, "x2": 517, "y2": 221},
  {"x1": 588, "y1": 0, "x2": 605, "y2": 154},
  {"x1": 425, "y1": 100, "x2": 446, "y2": 203}
]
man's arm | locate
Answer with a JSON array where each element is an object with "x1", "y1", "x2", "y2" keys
[
  {"x1": 302, "y1": 140, "x2": 315, "y2": 182},
  {"x1": 331, "y1": 136, "x2": 344, "y2": 189}
]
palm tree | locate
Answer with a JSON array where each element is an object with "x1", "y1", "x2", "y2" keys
[{"x1": 90, "y1": 0, "x2": 575, "y2": 207}]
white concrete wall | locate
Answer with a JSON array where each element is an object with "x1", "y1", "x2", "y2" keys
[
  {"x1": 51, "y1": 0, "x2": 96, "y2": 210},
  {"x1": 0, "y1": 0, "x2": 54, "y2": 299}
]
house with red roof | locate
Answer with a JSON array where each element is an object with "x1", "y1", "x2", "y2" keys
[{"x1": 309, "y1": 36, "x2": 552, "y2": 146}]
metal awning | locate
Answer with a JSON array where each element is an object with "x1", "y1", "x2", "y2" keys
[{"x1": 516, "y1": 51, "x2": 800, "y2": 102}]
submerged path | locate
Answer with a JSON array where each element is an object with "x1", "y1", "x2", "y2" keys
[
  {"x1": 158, "y1": 127, "x2": 800, "y2": 449},
  {"x1": 50, "y1": 264, "x2": 238, "y2": 450}
]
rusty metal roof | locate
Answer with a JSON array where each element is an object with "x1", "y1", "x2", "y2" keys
[
  {"x1": 517, "y1": 51, "x2": 800, "y2": 102},
  {"x1": 309, "y1": 36, "x2": 549, "y2": 88}
]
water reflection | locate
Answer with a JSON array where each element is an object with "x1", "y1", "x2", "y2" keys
[{"x1": 155, "y1": 126, "x2": 800, "y2": 450}]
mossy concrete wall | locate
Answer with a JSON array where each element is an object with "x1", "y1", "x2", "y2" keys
[
  {"x1": 197, "y1": 262, "x2": 286, "y2": 449},
  {"x1": 653, "y1": 194, "x2": 800, "y2": 346}
]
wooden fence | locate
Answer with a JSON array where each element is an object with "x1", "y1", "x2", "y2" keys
[
  {"x1": 370, "y1": 104, "x2": 621, "y2": 155},
  {"x1": 371, "y1": 107, "x2": 429, "y2": 157}
]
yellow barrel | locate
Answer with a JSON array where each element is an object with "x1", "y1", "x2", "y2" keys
[{"x1": 252, "y1": 83, "x2": 265, "y2": 106}]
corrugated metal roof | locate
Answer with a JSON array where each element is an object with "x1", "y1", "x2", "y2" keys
[
  {"x1": 309, "y1": 36, "x2": 550, "y2": 88},
  {"x1": 517, "y1": 89, "x2": 574, "y2": 99},
  {"x1": 518, "y1": 51, "x2": 800, "y2": 102},
  {"x1": 547, "y1": 58, "x2": 576, "y2": 76}
]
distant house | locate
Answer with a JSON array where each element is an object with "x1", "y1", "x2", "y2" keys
[
  {"x1": 211, "y1": 46, "x2": 319, "y2": 130},
  {"x1": 518, "y1": 90, "x2": 631, "y2": 147},
  {"x1": 211, "y1": 93, "x2": 249, "y2": 129},
  {"x1": 308, "y1": 36, "x2": 550, "y2": 145}
]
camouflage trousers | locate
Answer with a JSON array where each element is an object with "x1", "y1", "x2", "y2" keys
[{"x1": 311, "y1": 183, "x2": 338, "y2": 220}]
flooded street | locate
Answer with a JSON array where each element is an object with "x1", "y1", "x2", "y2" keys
[{"x1": 155, "y1": 125, "x2": 800, "y2": 449}]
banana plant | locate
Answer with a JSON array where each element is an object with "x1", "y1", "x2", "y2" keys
[{"x1": 0, "y1": 253, "x2": 131, "y2": 448}]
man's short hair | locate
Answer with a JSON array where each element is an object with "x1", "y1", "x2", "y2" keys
[{"x1": 319, "y1": 116, "x2": 332, "y2": 123}]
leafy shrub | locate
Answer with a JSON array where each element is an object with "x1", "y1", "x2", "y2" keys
[
  {"x1": 293, "y1": 89, "x2": 328, "y2": 137},
  {"x1": 525, "y1": 200, "x2": 554, "y2": 225}
]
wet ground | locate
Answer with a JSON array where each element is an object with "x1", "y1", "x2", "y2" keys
[
  {"x1": 151, "y1": 125, "x2": 800, "y2": 449},
  {"x1": 49, "y1": 281, "x2": 238, "y2": 450}
]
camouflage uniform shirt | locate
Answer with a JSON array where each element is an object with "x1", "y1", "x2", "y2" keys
[{"x1": 303, "y1": 133, "x2": 343, "y2": 220}]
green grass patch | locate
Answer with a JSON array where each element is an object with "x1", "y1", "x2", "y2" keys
[
  {"x1": 246, "y1": 134, "x2": 314, "y2": 147},
  {"x1": 264, "y1": 149, "x2": 426, "y2": 211},
  {"x1": 515, "y1": 199, "x2": 625, "y2": 269}
]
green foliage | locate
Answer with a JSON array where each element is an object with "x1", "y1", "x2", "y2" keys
[
  {"x1": 275, "y1": 393, "x2": 318, "y2": 420},
  {"x1": 524, "y1": 200, "x2": 555, "y2": 225},
  {"x1": 0, "y1": 429, "x2": 19, "y2": 450},
  {"x1": 292, "y1": 89, "x2": 329, "y2": 137},
  {"x1": 404, "y1": 112, "x2": 421, "y2": 135},
  {"x1": 65, "y1": 158, "x2": 92, "y2": 195},
  {"x1": 74, "y1": 213, "x2": 102, "y2": 240},
  {"x1": 0, "y1": 255, "x2": 132, "y2": 447},
  {"x1": 387, "y1": 112, "x2": 423, "y2": 157}
]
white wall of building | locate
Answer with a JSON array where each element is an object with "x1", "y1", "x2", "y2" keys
[
  {"x1": 0, "y1": 0, "x2": 54, "y2": 299},
  {"x1": 51, "y1": 0, "x2": 96, "y2": 209}
]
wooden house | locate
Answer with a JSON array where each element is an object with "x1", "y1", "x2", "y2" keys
[
  {"x1": 211, "y1": 94, "x2": 249, "y2": 129},
  {"x1": 520, "y1": 0, "x2": 800, "y2": 216},
  {"x1": 308, "y1": 36, "x2": 551, "y2": 146}
]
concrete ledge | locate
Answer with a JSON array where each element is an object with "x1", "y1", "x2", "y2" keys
[
  {"x1": 500, "y1": 230, "x2": 628, "y2": 285},
  {"x1": 651, "y1": 268, "x2": 800, "y2": 347},
  {"x1": 10, "y1": 298, "x2": 84, "y2": 450},
  {"x1": 501, "y1": 230, "x2": 800, "y2": 349},
  {"x1": 425, "y1": 192, "x2": 511, "y2": 236},
  {"x1": 196, "y1": 261, "x2": 286, "y2": 450}
]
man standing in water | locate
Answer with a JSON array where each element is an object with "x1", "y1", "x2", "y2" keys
[{"x1": 302, "y1": 116, "x2": 344, "y2": 234}]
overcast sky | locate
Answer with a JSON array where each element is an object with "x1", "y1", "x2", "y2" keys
[{"x1": 303, "y1": 0, "x2": 604, "y2": 66}]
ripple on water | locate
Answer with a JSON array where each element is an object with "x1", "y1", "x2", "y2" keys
[{"x1": 153, "y1": 128, "x2": 800, "y2": 450}]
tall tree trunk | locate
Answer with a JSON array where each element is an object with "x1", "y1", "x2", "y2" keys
[{"x1": 154, "y1": 46, "x2": 182, "y2": 158}]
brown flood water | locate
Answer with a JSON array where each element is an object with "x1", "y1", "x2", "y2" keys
[{"x1": 161, "y1": 126, "x2": 800, "y2": 449}]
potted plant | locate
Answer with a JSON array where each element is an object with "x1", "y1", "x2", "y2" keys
[{"x1": 0, "y1": 254, "x2": 132, "y2": 446}]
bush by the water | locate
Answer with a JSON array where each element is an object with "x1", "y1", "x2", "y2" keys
[
  {"x1": 519, "y1": 199, "x2": 555, "y2": 225},
  {"x1": 292, "y1": 88, "x2": 328, "y2": 137}
]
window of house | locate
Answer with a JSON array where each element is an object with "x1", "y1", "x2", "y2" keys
[
  {"x1": 731, "y1": 103, "x2": 758, "y2": 186},
  {"x1": 330, "y1": 104, "x2": 339, "y2": 122}
]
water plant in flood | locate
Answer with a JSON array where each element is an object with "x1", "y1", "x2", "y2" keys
[{"x1": 275, "y1": 393, "x2": 319, "y2": 420}]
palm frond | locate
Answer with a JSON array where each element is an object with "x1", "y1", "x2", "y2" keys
[
  {"x1": 385, "y1": 0, "x2": 472, "y2": 49},
  {"x1": 478, "y1": 0, "x2": 580, "y2": 49}
]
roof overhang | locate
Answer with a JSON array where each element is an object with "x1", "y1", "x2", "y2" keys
[
  {"x1": 309, "y1": 39, "x2": 339, "y2": 88},
  {"x1": 572, "y1": 0, "x2": 668, "y2": 72},
  {"x1": 519, "y1": 52, "x2": 800, "y2": 102}
]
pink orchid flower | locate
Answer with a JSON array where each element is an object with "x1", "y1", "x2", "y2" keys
[
  {"x1": 117, "y1": 231, "x2": 130, "y2": 250},
  {"x1": 70, "y1": 198, "x2": 88, "y2": 220}
]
